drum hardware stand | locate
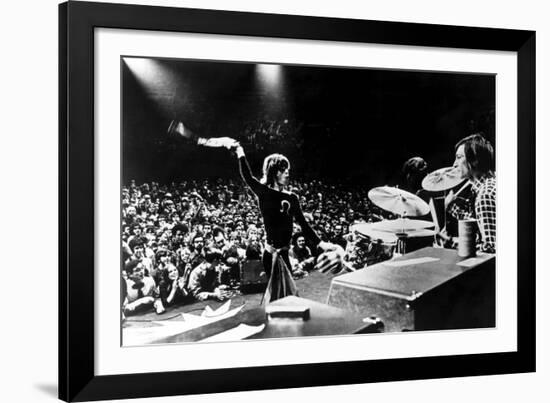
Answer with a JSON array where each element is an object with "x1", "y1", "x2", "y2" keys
[
  {"x1": 395, "y1": 212, "x2": 409, "y2": 256},
  {"x1": 439, "y1": 180, "x2": 470, "y2": 246}
]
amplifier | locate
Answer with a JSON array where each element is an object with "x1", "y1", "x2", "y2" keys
[
  {"x1": 327, "y1": 247, "x2": 495, "y2": 332},
  {"x1": 240, "y1": 259, "x2": 268, "y2": 293}
]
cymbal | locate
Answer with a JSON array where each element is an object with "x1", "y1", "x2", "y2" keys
[
  {"x1": 368, "y1": 186, "x2": 430, "y2": 217},
  {"x1": 351, "y1": 222, "x2": 435, "y2": 243},
  {"x1": 421, "y1": 166, "x2": 464, "y2": 192},
  {"x1": 351, "y1": 223, "x2": 398, "y2": 244},
  {"x1": 371, "y1": 218, "x2": 434, "y2": 232}
]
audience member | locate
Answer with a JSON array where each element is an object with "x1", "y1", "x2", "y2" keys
[
  {"x1": 187, "y1": 248, "x2": 231, "y2": 301},
  {"x1": 289, "y1": 233, "x2": 315, "y2": 274},
  {"x1": 123, "y1": 260, "x2": 156, "y2": 315}
]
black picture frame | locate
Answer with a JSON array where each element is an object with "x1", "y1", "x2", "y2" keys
[{"x1": 59, "y1": 1, "x2": 536, "y2": 401}]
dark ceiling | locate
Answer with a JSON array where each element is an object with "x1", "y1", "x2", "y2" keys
[{"x1": 122, "y1": 57, "x2": 495, "y2": 186}]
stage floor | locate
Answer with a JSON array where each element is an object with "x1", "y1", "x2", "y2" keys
[{"x1": 122, "y1": 270, "x2": 339, "y2": 331}]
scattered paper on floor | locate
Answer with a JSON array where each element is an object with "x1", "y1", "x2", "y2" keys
[
  {"x1": 123, "y1": 303, "x2": 245, "y2": 346},
  {"x1": 202, "y1": 300, "x2": 231, "y2": 317}
]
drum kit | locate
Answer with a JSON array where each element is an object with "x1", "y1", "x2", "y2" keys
[{"x1": 352, "y1": 167, "x2": 466, "y2": 259}]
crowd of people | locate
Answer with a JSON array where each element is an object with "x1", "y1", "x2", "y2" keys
[{"x1": 121, "y1": 177, "x2": 391, "y2": 316}]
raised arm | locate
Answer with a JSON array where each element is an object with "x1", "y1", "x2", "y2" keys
[
  {"x1": 167, "y1": 121, "x2": 263, "y2": 195},
  {"x1": 234, "y1": 145, "x2": 263, "y2": 196},
  {"x1": 168, "y1": 120, "x2": 236, "y2": 149}
]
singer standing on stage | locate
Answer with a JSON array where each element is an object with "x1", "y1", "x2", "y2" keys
[
  {"x1": 167, "y1": 120, "x2": 345, "y2": 303},
  {"x1": 228, "y1": 141, "x2": 345, "y2": 302}
]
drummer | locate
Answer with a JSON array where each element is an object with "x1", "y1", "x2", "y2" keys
[
  {"x1": 445, "y1": 134, "x2": 496, "y2": 253},
  {"x1": 401, "y1": 156, "x2": 431, "y2": 202},
  {"x1": 400, "y1": 156, "x2": 437, "y2": 222}
]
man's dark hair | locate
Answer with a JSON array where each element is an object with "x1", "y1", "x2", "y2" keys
[
  {"x1": 128, "y1": 238, "x2": 144, "y2": 252},
  {"x1": 212, "y1": 226, "x2": 225, "y2": 239},
  {"x1": 203, "y1": 247, "x2": 222, "y2": 263},
  {"x1": 192, "y1": 232, "x2": 204, "y2": 243},
  {"x1": 171, "y1": 223, "x2": 189, "y2": 236},
  {"x1": 402, "y1": 156, "x2": 428, "y2": 174},
  {"x1": 455, "y1": 133, "x2": 494, "y2": 178},
  {"x1": 124, "y1": 259, "x2": 140, "y2": 274},
  {"x1": 402, "y1": 156, "x2": 428, "y2": 191}
]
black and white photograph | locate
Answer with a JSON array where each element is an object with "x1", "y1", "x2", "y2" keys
[
  {"x1": 120, "y1": 57, "x2": 496, "y2": 346},
  {"x1": 1, "y1": 0, "x2": 545, "y2": 402}
]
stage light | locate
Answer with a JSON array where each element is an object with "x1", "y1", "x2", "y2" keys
[
  {"x1": 123, "y1": 57, "x2": 164, "y2": 86},
  {"x1": 123, "y1": 57, "x2": 178, "y2": 117},
  {"x1": 256, "y1": 64, "x2": 282, "y2": 89},
  {"x1": 254, "y1": 63, "x2": 288, "y2": 118},
  {"x1": 123, "y1": 57, "x2": 179, "y2": 100}
]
